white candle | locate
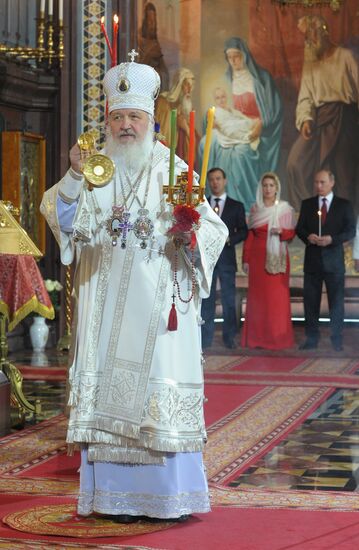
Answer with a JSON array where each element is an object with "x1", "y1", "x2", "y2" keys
[
  {"x1": 48, "y1": 0, "x2": 53, "y2": 16},
  {"x1": 59, "y1": 0, "x2": 63, "y2": 20},
  {"x1": 40, "y1": 0, "x2": 45, "y2": 14},
  {"x1": 318, "y1": 210, "x2": 322, "y2": 237}
]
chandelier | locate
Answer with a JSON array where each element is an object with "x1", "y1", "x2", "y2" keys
[{"x1": 0, "y1": 1, "x2": 64, "y2": 69}]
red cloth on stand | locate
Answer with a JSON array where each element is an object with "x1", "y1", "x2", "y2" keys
[
  {"x1": 0, "y1": 254, "x2": 54, "y2": 331},
  {"x1": 241, "y1": 224, "x2": 294, "y2": 350}
]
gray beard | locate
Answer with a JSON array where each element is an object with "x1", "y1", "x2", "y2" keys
[
  {"x1": 304, "y1": 40, "x2": 327, "y2": 62},
  {"x1": 180, "y1": 94, "x2": 192, "y2": 117},
  {"x1": 105, "y1": 128, "x2": 154, "y2": 175}
]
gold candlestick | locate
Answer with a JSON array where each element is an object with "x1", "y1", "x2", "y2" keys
[
  {"x1": 37, "y1": 12, "x2": 46, "y2": 61},
  {"x1": 47, "y1": 15, "x2": 55, "y2": 65},
  {"x1": 58, "y1": 20, "x2": 65, "y2": 68},
  {"x1": 163, "y1": 172, "x2": 205, "y2": 207}
]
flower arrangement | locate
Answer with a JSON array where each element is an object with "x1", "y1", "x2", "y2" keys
[
  {"x1": 167, "y1": 204, "x2": 201, "y2": 249},
  {"x1": 44, "y1": 279, "x2": 63, "y2": 314}
]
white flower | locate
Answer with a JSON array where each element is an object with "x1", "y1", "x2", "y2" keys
[{"x1": 45, "y1": 279, "x2": 63, "y2": 292}]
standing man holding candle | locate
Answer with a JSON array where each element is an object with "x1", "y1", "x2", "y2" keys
[{"x1": 296, "y1": 169, "x2": 355, "y2": 351}]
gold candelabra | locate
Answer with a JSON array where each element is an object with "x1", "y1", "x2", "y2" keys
[
  {"x1": 0, "y1": 12, "x2": 65, "y2": 68},
  {"x1": 163, "y1": 172, "x2": 206, "y2": 207}
]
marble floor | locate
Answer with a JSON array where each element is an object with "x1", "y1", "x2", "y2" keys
[{"x1": 7, "y1": 322, "x2": 359, "y2": 493}]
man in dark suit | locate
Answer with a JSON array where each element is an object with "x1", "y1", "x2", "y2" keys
[
  {"x1": 201, "y1": 168, "x2": 248, "y2": 349},
  {"x1": 296, "y1": 169, "x2": 356, "y2": 351}
]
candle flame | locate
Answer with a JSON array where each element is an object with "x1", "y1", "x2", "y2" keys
[
  {"x1": 318, "y1": 210, "x2": 322, "y2": 216},
  {"x1": 114, "y1": 14, "x2": 119, "y2": 23},
  {"x1": 101, "y1": 16, "x2": 105, "y2": 23}
]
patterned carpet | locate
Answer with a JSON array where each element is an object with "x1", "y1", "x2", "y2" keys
[{"x1": 1, "y1": 353, "x2": 359, "y2": 548}]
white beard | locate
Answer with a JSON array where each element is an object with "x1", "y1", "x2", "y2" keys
[
  {"x1": 180, "y1": 94, "x2": 192, "y2": 117},
  {"x1": 105, "y1": 126, "x2": 155, "y2": 175}
]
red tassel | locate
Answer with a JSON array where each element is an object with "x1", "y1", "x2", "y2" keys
[
  {"x1": 167, "y1": 303, "x2": 178, "y2": 331},
  {"x1": 190, "y1": 231, "x2": 197, "y2": 250}
]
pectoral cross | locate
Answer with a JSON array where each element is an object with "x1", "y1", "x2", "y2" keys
[
  {"x1": 119, "y1": 211, "x2": 133, "y2": 249},
  {"x1": 128, "y1": 49, "x2": 139, "y2": 63}
]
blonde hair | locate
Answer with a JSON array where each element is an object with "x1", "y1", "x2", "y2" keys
[{"x1": 260, "y1": 171, "x2": 280, "y2": 192}]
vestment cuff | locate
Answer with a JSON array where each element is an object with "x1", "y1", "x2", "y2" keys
[{"x1": 58, "y1": 169, "x2": 84, "y2": 203}]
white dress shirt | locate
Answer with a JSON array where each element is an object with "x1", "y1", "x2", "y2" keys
[
  {"x1": 318, "y1": 191, "x2": 333, "y2": 211},
  {"x1": 210, "y1": 193, "x2": 227, "y2": 217}
]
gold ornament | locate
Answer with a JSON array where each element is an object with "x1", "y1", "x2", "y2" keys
[{"x1": 77, "y1": 133, "x2": 115, "y2": 190}]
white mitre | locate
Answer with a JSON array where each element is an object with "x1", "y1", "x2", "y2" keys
[{"x1": 103, "y1": 54, "x2": 161, "y2": 116}]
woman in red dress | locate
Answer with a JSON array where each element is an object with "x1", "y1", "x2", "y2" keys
[{"x1": 241, "y1": 172, "x2": 295, "y2": 349}]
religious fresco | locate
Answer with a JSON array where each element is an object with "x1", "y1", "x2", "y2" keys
[
  {"x1": 137, "y1": 0, "x2": 358, "y2": 221},
  {"x1": 199, "y1": 37, "x2": 283, "y2": 213},
  {"x1": 137, "y1": 0, "x2": 181, "y2": 91}
]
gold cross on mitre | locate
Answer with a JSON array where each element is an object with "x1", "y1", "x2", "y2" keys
[{"x1": 128, "y1": 49, "x2": 139, "y2": 62}]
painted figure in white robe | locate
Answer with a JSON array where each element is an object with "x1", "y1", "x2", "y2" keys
[
  {"x1": 205, "y1": 86, "x2": 259, "y2": 150},
  {"x1": 40, "y1": 61, "x2": 228, "y2": 523},
  {"x1": 287, "y1": 15, "x2": 359, "y2": 212}
]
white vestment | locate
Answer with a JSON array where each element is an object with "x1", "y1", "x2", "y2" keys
[{"x1": 41, "y1": 141, "x2": 228, "y2": 517}]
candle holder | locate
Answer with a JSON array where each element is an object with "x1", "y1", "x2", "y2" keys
[
  {"x1": 0, "y1": 11, "x2": 65, "y2": 68},
  {"x1": 163, "y1": 172, "x2": 205, "y2": 208}
]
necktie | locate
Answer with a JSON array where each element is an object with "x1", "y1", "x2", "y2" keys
[
  {"x1": 213, "y1": 198, "x2": 220, "y2": 215},
  {"x1": 321, "y1": 197, "x2": 327, "y2": 225}
]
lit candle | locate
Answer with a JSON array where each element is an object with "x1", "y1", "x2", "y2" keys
[
  {"x1": 40, "y1": 0, "x2": 45, "y2": 14},
  {"x1": 59, "y1": 0, "x2": 63, "y2": 21},
  {"x1": 48, "y1": 0, "x2": 53, "y2": 16},
  {"x1": 100, "y1": 16, "x2": 113, "y2": 60},
  {"x1": 169, "y1": 109, "x2": 177, "y2": 187},
  {"x1": 199, "y1": 106, "x2": 215, "y2": 189},
  {"x1": 187, "y1": 110, "x2": 195, "y2": 193},
  {"x1": 318, "y1": 210, "x2": 322, "y2": 237},
  {"x1": 112, "y1": 14, "x2": 119, "y2": 67}
]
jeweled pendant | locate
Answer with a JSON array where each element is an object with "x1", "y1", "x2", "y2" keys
[
  {"x1": 106, "y1": 206, "x2": 133, "y2": 249},
  {"x1": 133, "y1": 208, "x2": 154, "y2": 250}
]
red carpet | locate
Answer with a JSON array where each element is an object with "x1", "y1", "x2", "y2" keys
[
  {"x1": 1, "y1": 495, "x2": 359, "y2": 549},
  {"x1": 1, "y1": 356, "x2": 359, "y2": 549},
  {"x1": 205, "y1": 356, "x2": 359, "y2": 387}
]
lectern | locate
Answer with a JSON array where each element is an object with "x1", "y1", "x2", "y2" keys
[{"x1": 0, "y1": 201, "x2": 54, "y2": 424}]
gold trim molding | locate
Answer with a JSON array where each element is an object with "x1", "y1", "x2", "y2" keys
[{"x1": 271, "y1": 0, "x2": 343, "y2": 11}]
